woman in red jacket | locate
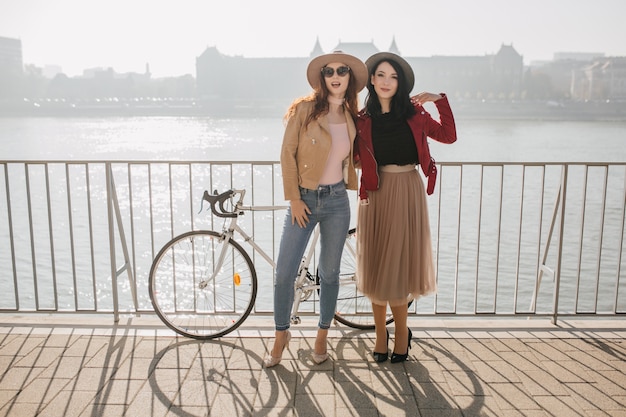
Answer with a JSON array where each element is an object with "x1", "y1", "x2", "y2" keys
[{"x1": 354, "y1": 52, "x2": 457, "y2": 363}]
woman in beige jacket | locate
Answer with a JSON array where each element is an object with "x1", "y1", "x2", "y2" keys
[{"x1": 264, "y1": 51, "x2": 367, "y2": 368}]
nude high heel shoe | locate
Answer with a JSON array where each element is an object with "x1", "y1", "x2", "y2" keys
[
  {"x1": 263, "y1": 330, "x2": 291, "y2": 368},
  {"x1": 312, "y1": 351, "x2": 329, "y2": 364},
  {"x1": 312, "y1": 328, "x2": 329, "y2": 364}
]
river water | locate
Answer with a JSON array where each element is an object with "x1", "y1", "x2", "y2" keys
[
  {"x1": 1, "y1": 116, "x2": 625, "y2": 163},
  {"x1": 1, "y1": 114, "x2": 625, "y2": 315}
]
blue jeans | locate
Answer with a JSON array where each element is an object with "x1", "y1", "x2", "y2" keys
[{"x1": 273, "y1": 180, "x2": 351, "y2": 331}]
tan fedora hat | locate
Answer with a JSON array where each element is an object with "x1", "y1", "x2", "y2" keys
[
  {"x1": 306, "y1": 50, "x2": 368, "y2": 91},
  {"x1": 365, "y1": 52, "x2": 415, "y2": 92}
]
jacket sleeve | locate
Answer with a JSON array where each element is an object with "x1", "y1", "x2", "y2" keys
[
  {"x1": 425, "y1": 93, "x2": 457, "y2": 144},
  {"x1": 280, "y1": 106, "x2": 304, "y2": 201}
]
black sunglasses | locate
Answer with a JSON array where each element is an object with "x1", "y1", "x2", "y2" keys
[{"x1": 321, "y1": 66, "x2": 351, "y2": 78}]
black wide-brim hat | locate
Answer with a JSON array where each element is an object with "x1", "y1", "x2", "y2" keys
[
  {"x1": 365, "y1": 52, "x2": 415, "y2": 92},
  {"x1": 306, "y1": 50, "x2": 368, "y2": 92}
]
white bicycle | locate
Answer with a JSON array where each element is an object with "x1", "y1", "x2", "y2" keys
[{"x1": 148, "y1": 188, "x2": 399, "y2": 339}]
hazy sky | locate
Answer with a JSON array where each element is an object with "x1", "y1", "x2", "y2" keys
[{"x1": 2, "y1": 0, "x2": 625, "y2": 78}]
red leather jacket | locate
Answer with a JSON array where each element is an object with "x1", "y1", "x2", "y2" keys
[{"x1": 354, "y1": 94, "x2": 457, "y2": 200}]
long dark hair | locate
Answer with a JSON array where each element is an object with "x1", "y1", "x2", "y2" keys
[
  {"x1": 284, "y1": 67, "x2": 360, "y2": 127},
  {"x1": 363, "y1": 58, "x2": 416, "y2": 119}
]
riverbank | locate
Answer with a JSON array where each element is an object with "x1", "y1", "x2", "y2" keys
[{"x1": 2, "y1": 98, "x2": 626, "y2": 121}]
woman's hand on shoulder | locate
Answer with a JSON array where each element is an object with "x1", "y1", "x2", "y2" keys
[{"x1": 410, "y1": 92, "x2": 443, "y2": 106}]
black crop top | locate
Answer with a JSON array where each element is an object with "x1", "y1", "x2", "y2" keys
[{"x1": 371, "y1": 113, "x2": 418, "y2": 166}]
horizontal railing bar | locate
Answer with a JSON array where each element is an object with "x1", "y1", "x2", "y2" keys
[{"x1": 1, "y1": 160, "x2": 624, "y2": 320}]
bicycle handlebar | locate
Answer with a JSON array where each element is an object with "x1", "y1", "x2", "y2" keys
[{"x1": 201, "y1": 189, "x2": 238, "y2": 218}]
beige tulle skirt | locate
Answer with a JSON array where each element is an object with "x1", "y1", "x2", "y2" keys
[{"x1": 356, "y1": 165, "x2": 436, "y2": 307}]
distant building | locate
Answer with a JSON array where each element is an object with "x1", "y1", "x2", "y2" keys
[
  {"x1": 0, "y1": 36, "x2": 24, "y2": 99},
  {"x1": 572, "y1": 57, "x2": 626, "y2": 100},
  {"x1": 195, "y1": 39, "x2": 525, "y2": 106},
  {"x1": 554, "y1": 52, "x2": 605, "y2": 62},
  {"x1": 0, "y1": 36, "x2": 23, "y2": 76}
]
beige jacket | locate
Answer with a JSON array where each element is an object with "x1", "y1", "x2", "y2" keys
[{"x1": 280, "y1": 100, "x2": 358, "y2": 201}]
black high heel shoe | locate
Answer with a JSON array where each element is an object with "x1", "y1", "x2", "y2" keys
[
  {"x1": 390, "y1": 328, "x2": 412, "y2": 363},
  {"x1": 372, "y1": 329, "x2": 390, "y2": 363}
]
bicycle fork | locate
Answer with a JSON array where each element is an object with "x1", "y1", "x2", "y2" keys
[{"x1": 198, "y1": 229, "x2": 234, "y2": 289}]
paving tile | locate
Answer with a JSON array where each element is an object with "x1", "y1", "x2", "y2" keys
[
  {"x1": 488, "y1": 382, "x2": 542, "y2": 411},
  {"x1": 295, "y1": 370, "x2": 335, "y2": 395},
  {"x1": 61, "y1": 366, "x2": 117, "y2": 393},
  {"x1": 149, "y1": 368, "x2": 187, "y2": 395},
  {"x1": 254, "y1": 371, "x2": 296, "y2": 409},
  {"x1": 404, "y1": 357, "x2": 447, "y2": 383},
  {"x1": 514, "y1": 369, "x2": 569, "y2": 396},
  {"x1": 566, "y1": 382, "x2": 626, "y2": 412},
  {"x1": 185, "y1": 355, "x2": 228, "y2": 381},
  {"x1": 154, "y1": 341, "x2": 201, "y2": 369},
  {"x1": 334, "y1": 405, "x2": 379, "y2": 416},
  {"x1": 0, "y1": 366, "x2": 45, "y2": 391},
  {"x1": 370, "y1": 367, "x2": 414, "y2": 397},
  {"x1": 453, "y1": 395, "x2": 502, "y2": 417},
  {"x1": 92, "y1": 378, "x2": 145, "y2": 405},
  {"x1": 497, "y1": 352, "x2": 544, "y2": 373},
  {"x1": 35, "y1": 390, "x2": 95, "y2": 417},
  {"x1": 218, "y1": 368, "x2": 262, "y2": 398},
  {"x1": 293, "y1": 393, "x2": 336, "y2": 417},
  {"x1": 128, "y1": 337, "x2": 174, "y2": 358},
  {"x1": 62, "y1": 336, "x2": 109, "y2": 357},
  {"x1": 0, "y1": 402, "x2": 44, "y2": 417},
  {"x1": 173, "y1": 379, "x2": 218, "y2": 407},
  {"x1": 43, "y1": 333, "x2": 81, "y2": 348},
  {"x1": 411, "y1": 381, "x2": 457, "y2": 409},
  {"x1": 0, "y1": 390, "x2": 18, "y2": 409},
  {"x1": 14, "y1": 346, "x2": 66, "y2": 368},
  {"x1": 79, "y1": 403, "x2": 127, "y2": 417},
  {"x1": 165, "y1": 405, "x2": 210, "y2": 417},
  {"x1": 540, "y1": 360, "x2": 588, "y2": 383},
  {"x1": 251, "y1": 406, "x2": 295, "y2": 416},
  {"x1": 0, "y1": 335, "x2": 46, "y2": 357},
  {"x1": 333, "y1": 379, "x2": 377, "y2": 408},
  {"x1": 333, "y1": 360, "x2": 371, "y2": 383},
  {"x1": 111, "y1": 357, "x2": 155, "y2": 380},
  {"x1": 375, "y1": 394, "x2": 419, "y2": 416},
  {"x1": 588, "y1": 370, "x2": 626, "y2": 397},
  {"x1": 12, "y1": 377, "x2": 71, "y2": 404},
  {"x1": 532, "y1": 395, "x2": 583, "y2": 417},
  {"x1": 471, "y1": 360, "x2": 521, "y2": 384},
  {"x1": 125, "y1": 388, "x2": 170, "y2": 417}
]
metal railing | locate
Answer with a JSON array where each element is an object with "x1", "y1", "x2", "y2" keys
[{"x1": 1, "y1": 160, "x2": 624, "y2": 323}]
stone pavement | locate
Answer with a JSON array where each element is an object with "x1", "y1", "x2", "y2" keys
[{"x1": 0, "y1": 315, "x2": 624, "y2": 417}]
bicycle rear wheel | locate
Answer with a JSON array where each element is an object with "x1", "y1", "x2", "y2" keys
[
  {"x1": 149, "y1": 230, "x2": 257, "y2": 339},
  {"x1": 333, "y1": 228, "x2": 396, "y2": 330}
]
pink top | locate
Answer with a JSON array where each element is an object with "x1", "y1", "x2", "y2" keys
[{"x1": 318, "y1": 122, "x2": 350, "y2": 185}]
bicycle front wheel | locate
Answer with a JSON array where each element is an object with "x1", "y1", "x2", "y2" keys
[
  {"x1": 149, "y1": 230, "x2": 257, "y2": 339},
  {"x1": 333, "y1": 228, "x2": 395, "y2": 330}
]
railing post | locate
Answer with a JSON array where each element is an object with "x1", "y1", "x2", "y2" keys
[
  {"x1": 552, "y1": 164, "x2": 568, "y2": 324},
  {"x1": 105, "y1": 163, "x2": 139, "y2": 323},
  {"x1": 105, "y1": 163, "x2": 120, "y2": 322}
]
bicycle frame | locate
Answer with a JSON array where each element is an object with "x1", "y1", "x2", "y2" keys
[
  {"x1": 150, "y1": 187, "x2": 381, "y2": 339},
  {"x1": 207, "y1": 189, "x2": 353, "y2": 325}
]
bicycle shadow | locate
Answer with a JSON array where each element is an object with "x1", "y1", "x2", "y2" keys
[
  {"x1": 147, "y1": 338, "x2": 265, "y2": 416},
  {"x1": 146, "y1": 330, "x2": 485, "y2": 416},
  {"x1": 331, "y1": 329, "x2": 486, "y2": 415}
]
